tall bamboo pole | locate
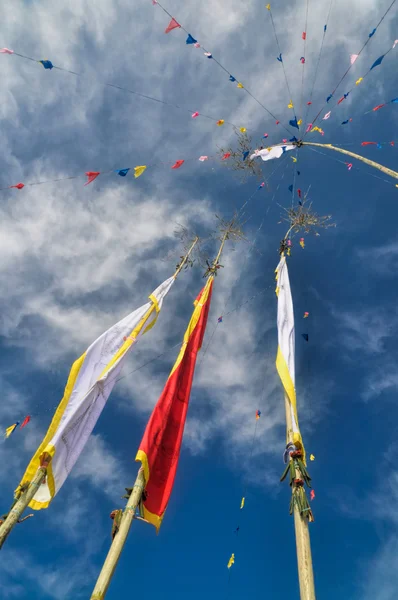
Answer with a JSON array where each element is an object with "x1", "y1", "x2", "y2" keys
[
  {"x1": 90, "y1": 225, "x2": 234, "y2": 599},
  {"x1": 284, "y1": 394, "x2": 316, "y2": 600},
  {"x1": 302, "y1": 142, "x2": 398, "y2": 180},
  {"x1": 0, "y1": 453, "x2": 51, "y2": 549},
  {"x1": 90, "y1": 469, "x2": 145, "y2": 600}
]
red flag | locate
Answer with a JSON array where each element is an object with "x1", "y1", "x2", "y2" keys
[
  {"x1": 297, "y1": 189, "x2": 302, "y2": 199},
  {"x1": 10, "y1": 183, "x2": 24, "y2": 190},
  {"x1": 171, "y1": 160, "x2": 184, "y2": 169},
  {"x1": 165, "y1": 18, "x2": 181, "y2": 33},
  {"x1": 84, "y1": 171, "x2": 100, "y2": 186},
  {"x1": 302, "y1": 32, "x2": 306, "y2": 40},
  {"x1": 222, "y1": 153, "x2": 231, "y2": 160},
  {"x1": 361, "y1": 141, "x2": 377, "y2": 146},
  {"x1": 136, "y1": 278, "x2": 214, "y2": 531},
  {"x1": 373, "y1": 104, "x2": 386, "y2": 111},
  {"x1": 20, "y1": 416, "x2": 31, "y2": 429}
]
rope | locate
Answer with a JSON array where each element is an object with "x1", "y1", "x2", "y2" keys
[
  {"x1": 303, "y1": 0, "x2": 334, "y2": 127},
  {"x1": 152, "y1": 1, "x2": 293, "y2": 134},
  {"x1": 266, "y1": 6, "x2": 298, "y2": 125},
  {"x1": 299, "y1": 0, "x2": 310, "y2": 123},
  {"x1": 306, "y1": 0, "x2": 396, "y2": 134}
]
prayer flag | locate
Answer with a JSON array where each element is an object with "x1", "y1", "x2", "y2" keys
[
  {"x1": 20, "y1": 416, "x2": 31, "y2": 429},
  {"x1": 222, "y1": 153, "x2": 231, "y2": 160},
  {"x1": 240, "y1": 497, "x2": 245, "y2": 509},
  {"x1": 322, "y1": 111, "x2": 331, "y2": 120},
  {"x1": 0, "y1": 48, "x2": 14, "y2": 54},
  {"x1": 192, "y1": 112, "x2": 199, "y2": 118},
  {"x1": 302, "y1": 32, "x2": 306, "y2": 40},
  {"x1": 239, "y1": 127, "x2": 247, "y2": 133},
  {"x1": 199, "y1": 156, "x2": 208, "y2": 161},
  {"x1": 266, "y1": 3, "x2": 271, "y2": 9},
  {"x1": 9, "y1": 183, "x2": 24, "y2": 190},
  {"x1": 288, "y1": 101, "x2": 294, "y2": 109},
  {"x1": 217, "y1": 120, "x2": 224, "y2": 126},
  {"x1": 39, "y1": 60, "x2": 53, "y2": 70},
  {"x1": 134, "y1": 165, "x2": 147, "y2": 178},
  {"x1": 302, "y1": 334, "x2": 309, "y2": 341},
  {"x1": 171, "y1": 160, "x2": 184, "y2": 169},
  {"x1": 250, "y1": 145, "x2": 295, "y2": 162},
  {"x1": 227, "y1": 553, "x2": 235, "y2": 569},
  {"x1": 310, "y1": 454, "x2": 315, "y2": 461},
  {"x1": 237, "y1": 82, "x2": 244, "y2": 88},
  {"x1": 350, "y1": 54, "x2": 358, "y2": 64},
  {"x1": 256, "y1": 410, "x2": 261, "y2": 420},
  {"x1": 204, "y1": 52, "x2": 213, "y2": 59},
  {"x1": 186, "y1": 34, "x2": 197, "y2": 45},
  {"x1": 165, "y1": 18, "x2": 181, "y2": 33},
  {"x1": 303, "y1": 312, "x2": 309, "y2": 318},
  {"x1": 229, "y1": 75, "x2": 236, "y2": 82},
  {"x1": 258, "y1": 182, "x2": 265, "y2": 189},
  {"x1": 115, "y1": 168, "x2": 130, "y2": 177},
  {"x1": 369, "y1": 28, "x2": 376, "y2": 38},
  {"x1": 5, "y1": 423, "x2": 19, "y2": 439},
  {"x1": 136, "y1": 278, "x2": 214, "y2": 531},
  {"x1": 242, "y1": 151, "x2": 249, "y2": 161},
  {"x1": 277, "y1": 54, "x2": 283, "y2": 62},
  {"x1": 356, "y1": 77, "x2": 363, "y2": 85},
  {"x1": 275, "y1": 256, "x2": 306, "y2": 462},
  {"x1": 218, "y1": 316, "x2": 223, "y2": 323},
  {"x1": 84, "y1": 172, "x2": 100, "y2": 186},
  {"x1": 17, "y1": 277, "x2": 175, "y2": 509},
  {"x1": 289, "y1": 118, "x2": 299, "y2": 130},
  {"x1": 370, "y1": 54, "x2": 385, "y2": 70}
]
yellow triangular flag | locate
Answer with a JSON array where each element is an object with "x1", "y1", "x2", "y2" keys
[
  {"x1": 288, "y1": 101, "x2": 294, "y2": 109},
  {"x1": 297, "y1": 119, "x2": 302, "y2": 125},
  {"x1": 227, "y1": 553, "x2": 235, "y2": 569},
  {"x1": 239, "y1": 127, "x2": 246, "y2": 133},
  {"x1": 291, "y1": 157, "x2": 297, "y2": 163},
  {"x1": 237, "y1": 82, "x2": 244, "y2": 89},
  {"x1": 266, "y1": 3, "x2": 271, "y2": 9},
  {"x1": 240, "y1": 497, "x2": 245, "y2": 509},
  {"x1": 134, "y1": 165, "x2": 147, "y2": 179},
  {"x1": 4, "y1": 423, "x2": 18, "y2": 439},
  {"x1": 356, "y1": 77, "x2": 363, "y2": 85},
  {"x1": 217, "y1": 119, "x2": 224, "y2": 126},
  {"x1": 310, "y1": 454, "x2": 315, "y2": 461}
]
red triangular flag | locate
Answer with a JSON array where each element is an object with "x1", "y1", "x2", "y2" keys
[
  {"x1": 165, "y1": 18, "x2": 181, "y2": 33},
  {"x1": 20, "y1": 415, "x2": 31, "y2": 429},
  {"x1": 302, "y1": 32, "x2": 306, "y2": 40},
  {"x1": 171, "y1": 160, "x2": 184, "y2": 169},
  {"x1": 84, "y1": 171, "x2": 100, "y2": 186},
  {"x1": 222, "y1": 153, "x2": 231, "y2": 160},
  {"x1": 10, "y1": 183, "x2": 24, "y2": 190}
]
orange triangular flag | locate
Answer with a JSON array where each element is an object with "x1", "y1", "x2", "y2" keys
[{"x1": 165, "y1": 18, "x2": 181, "y2": 33}]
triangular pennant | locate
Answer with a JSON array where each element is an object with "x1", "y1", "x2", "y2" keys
[{"x1": 165, "y1": 18, "x2": 181, "y2": 33}]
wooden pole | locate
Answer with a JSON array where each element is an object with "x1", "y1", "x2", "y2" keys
[
  {"x1": 90, "y1": 469, "x2": 145, "y2": 600},
  {"x1": 302, "y1": 142, "x2": 398, "y2": 180},
  {"x1": 0, "y1": 464, "x2": 48, "y2": 549},
  {"x1": 173, "y1": 236, "x2": 199, "y2": 279},
  {"x1": 284, "y1": 393, "x2": 316, "y2": 600}
]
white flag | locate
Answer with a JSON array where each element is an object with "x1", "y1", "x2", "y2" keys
[
  {"x1": 250, "y1": 144, "x2": 295, "y2": 162},
  {"x1": 17, "y1": 277, "x2": 175, "y2": 509},
  {"x1": 275, "y1": 256, "x2": 305, "y2": 460}
]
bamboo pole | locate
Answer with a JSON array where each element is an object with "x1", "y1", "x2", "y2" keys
[
  {"x1": 284, "y1": 393, "x2": 316, "y2": 600},
  {"x1": 173, "y1": 236, "x2": 199, "y2": 279},
  {"x1": 302, "y1": 142, "x2": 398, "y2": 180},
  {"x1": 90, "y1": 469, "x2": 145, "y2": 600},
  {"x1": 90, "y1": 227, "x2": 234, "y2": 599},
  {"x1": 0, "y1": 456, "x2": 50, "y2": 549}
]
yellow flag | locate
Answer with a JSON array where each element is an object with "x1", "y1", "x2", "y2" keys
[
  {"x1": 240, "y1": 497, "x2": 245, "y2": 509},
  {"x1": 5, "y1": 423, "x2": 18, "y2": 439},
  {"x1": 134, "y1": 165, "x2": 147, "y2": 178},
  {"x1": 227, "y1": 553, "x2": 235, "y2": 569},
  {"x1": 237, "y1": 82, "x2": 244, "y2": 89},
  {"x1": 356, "y1": 77, "x2": 363, "y2": 85},
  {"x1": 266, "y1": 3, "x2": 271, "y2": 9},
  {"x1": 297, "y1": 119, "x2": 302, "y2": 125},
  {"x1": 288, "y1": 101, "x2": 294, "y2": 109},
  {"x1": 217, "y1": 119, "x2": 224, "y2": 126},
  {"x1": 239, "y1": 127, "x2": 246, "y2": 133},
  {"x1": 310, "y1": 454, "x2": 315, "y2": 461},
  {"x1": 291, "y1": 157, "x2": 297, "y2": 163}
]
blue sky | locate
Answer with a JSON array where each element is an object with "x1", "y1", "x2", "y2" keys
[{"x1": 1, "y1": 0, "x2": 398, "y2": 598}]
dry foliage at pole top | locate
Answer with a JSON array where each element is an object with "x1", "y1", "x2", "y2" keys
[
  {"x1": 202, "y1": 213, "x2": 247, "y2": 277},
  {"x1": 218, "y1": 129, "x2": 263, "y2": 181},
  {"x1": 280, "y1": 195, "x2": 335, "y2": 239}
]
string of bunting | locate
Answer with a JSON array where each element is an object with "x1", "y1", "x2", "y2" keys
[
  {"x1": 151, "y1": 0, "x2": 294, "y2": 136},
  {"x1": 306, "y1": 0, "x2": 397, "y2": 132}
]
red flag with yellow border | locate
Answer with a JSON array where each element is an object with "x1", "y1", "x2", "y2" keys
[{"x1": 136, "y1": 277, "x2": 214, "y2": 531}]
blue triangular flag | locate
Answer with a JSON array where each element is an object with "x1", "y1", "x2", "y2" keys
[
  {"x1": 297, "y1": 171, "x2": 301, "y2": 175},
  {"x1": 369, "y1": 28, "x2": 376, "y2": 38},
  {"x1": 40, "y1": 60, "x2": 53, "y2": 70},
  {"x1": 229, "y1": 75, "x2": 236, "y2": 82},
  {"x1": 289, "y1": 118, "x2": 299, "y2": 130},
  {"x1": 242, "y1": 151, "x2": 249, "y2": 161},
  {"x1": 370, "y1": 54, "x2": 385, "y2": 70},
  {"x1": 288, "y1": 184, "x2": 293, "y2": 192},
  {"x1": 326, "y1": 94, "x2": 332, "y2": 102},
  {"x1": 342, "y1": 120, "x2": 349, "y2": 125},
  {"x1": 302, "y1": 334, "x2": 309, "y2": 342},
  {"x1": 186, "y1": 34, "x2": 197, "y2": 45},
  {"x1": 115, "y1": 168, "x2": 130, "y2": 177},
  {"x1": 324, "y1": 24, "x2": 327, "y2": 32},
  {"x1": 391, "y1": 98, "x2": 398, "y2": 103},
  {"x1": 277, "y1": 54, "x2": 283, "y2": 62},
  {"x1": 290, "y1": 136, "x2": 298, "y2": 142},
  {"x1": 377, "y1": 143, "x2": 382, "y2": 149}
]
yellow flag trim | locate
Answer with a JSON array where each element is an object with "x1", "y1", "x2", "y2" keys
[
  {"x1": 19, "y1": 298, "x2": 160, "y2": 510},
  {"x1": 276, "y1": 346, "x2": 306, "y2": 463}
]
